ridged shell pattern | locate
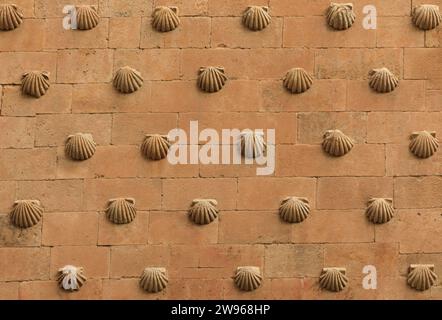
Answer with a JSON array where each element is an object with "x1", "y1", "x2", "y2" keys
[
  {"x1": 326, "y1": 3, "x2": 356, "y2": 30},
  {"x1": 279, "y1": 197, "x2": 310, "y2": 223},
  {"x1": 366, "y1": 198, "x2": 394, "y2": 224},
  {"x1": 283, "y1": 68, "x2": 313, "y2": 94},
  {"x1": 188, "y1": 199, "x2": 219, "y2": 225},
  {"x1": 240, "y1": 131, "x2": 266, "y2": 158},
  {"x1": 65, "y1": 133, "x2": 96, "y2": 161},
  {"x1": 57, "y1": 265, "x2": 87, "y2": 291},
  {"x1": 106, "y1": 198, "x2": 137, "y2": 224},
  {"x1": 76, "y1": 5, "x2": 99, "y2": 30},
  {"x1": 152, "y1": 6, "x2": 180, "y2": 32},
  {"x1": 408, "y1": 264, "x2": 438, "y2": 291},
  {"x1": 113, "y1": 66, "x2": 143, "y2": 94},
  {"x1": 412, "y1": 4, "x2": 441, "y2": 31},
  {"x1": 10, "y1": 200, "x2": 43, "y2": 229},
  {"x1": 409, "y1": 131, "x2": 439, "y2": 159},
  {"x1": 21, "y1": 71, "x2": 50, "y2": 98},
  {"x1": 140, "y1": 268, "x2": 169, "y2": 293},
  {"x1": 243, "y1": 6, "x2": 271, "y2": 31},
  {"x1": 198, "y1": 67, "x2": 228, "y2": 93},
  {"x1": 322, "y1": 130, "x2": 354, "y2": 157},
  {"x1": 0, "y1": 4, "x2": 23, "y2": 31},
  {"x1": 141, "y1": 134, "x2": 171, "y2": 161},
  {"x1": 234, "y1": 267, "x2": 262, "y2": 291},
  {"x1": 369, "y1": 68, "x2": 399, "y2": 93},
  {"x1": 319, "y1": 268, "x2": 349, "y2": 292}
]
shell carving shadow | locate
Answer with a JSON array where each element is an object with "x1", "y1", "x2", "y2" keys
[
  {"x1": 65, "y1": 133, "x2": 96, "y2": 161},
  {"x1": 113, "y1": 66, "x2": 143, "y2": 94},
  {"x1": 141, "y1": 134, "x2": 171, "y2": 161},
  {"x1": 319, "y1": 268, "x2": 348, "y2": 292},
  {"x1": 22, "y1": 71, "x2": 50, "y2": 98},
  {"x1": 240, "y1": 131, "x2": 266, "y2": 159},
  {"x1": 0, "y1": 4, "x2": 23, "y2": 31},
  {"x1": 188, "y1": 199, "x2": 219, "y2": 225},
  {"x1": 408, "y1": 264, "x2": 438, "y2": 291},
  {"x1": 243, "y1": 6, "x2": 271, "y2": 31},
  {"x1": 10, "y1": 200, "x2": 43, "y2": 228},
  {"x1": 279, "y1": 197, "x2": 310, "y2": 223},
  {"x1": 326, "y1": 3, "x2": 356, "y2": 30},
  {"x1": 234, "y1": 266, "x2": 262, "y2": 292},
  {"x1": 322, "y1": 129, "x2": 354, "y2": 157},
  {"x1": 412, "y1": 4, "x2": 441, "y2": 30},
  {"x1": 409, "y1": 131, "x2": 439, "y2": 159},
  {"x1": 198, "y1": 67, "x2": 228, "y2": 93},
  {"x1": 106, "y1": 198, "x2": 137, "y2": 224},
  {"x1": 140, "y1": 267, "x2": 168, "y2": 293},
  {"x1": 366, "y1": 198, "x2": 394, "y2": 224},
  {"x1": 152, "y1": 6, "x2": 180, "y2": 32},
  {"x1": 283, "y1": 68, "x2": 313, "y2": 94},
  {"x1": 57, "y1": 265, "x2": 87, "y2": 291},
  {"x1": 76, "y1": 5, "x2": 99, "y2": 30},
  {"x1": 369, "y1": 68, "x2": 399, "y2": 93}
]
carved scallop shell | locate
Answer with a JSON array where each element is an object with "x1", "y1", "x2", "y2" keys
[
  {"x1": 369, "y1": 68, "x2": 399, "y2": 93},
  {"x1": 409, "y1": 131, "x2": 439, "y2": 159},
  {"x1": 106, "y1": 198, "x2": 137, "y2": 224},
  {"x1": 0, "y1": 4, "x2": 23, "y2": 31},
  {"x1": 243, "y1": 6, "x2": 271, "y2": 31},
  {"x1": 240, "y1": 131, "x2": 266, "y2": 158},
  {"x1": 57, "y1": 265, "x2": 87, "y2": 291},
  {"x1": 283, "y1": 68, "x2": 313, "y2": 94},
  {"x1": 10, "y1": 200, "x2": 43, "y2": 228},
  {"x1": 65, "y1": 133, "x2": 96, "y2": 161},
  {"x1": 113, "y1": 66, "x2": 143, "y2": 94},
  {"x1": 326, "y1": 3, "x2": 356, "y2": 30},
  {"x1": 141, "y1": 134, "x2": 171, "y2": 161},
  {"x1": 279, "y1": 197, "x2": 310, "y2": 223},
  {"x1": 198, "y1": 67, "x2": 228, "y2": 93},
  {"x1": 412, "y1": 4, "x2": 441, "y2": 31},
  {"x1": 152, "y1": 6, "x2": 180, "y2": 32},
  {"x1": 366, "y1": 198, "x2": 394, "y2": 224},
  {"x1": 319, "y1": 268, "x2": 348, "y2": 292},
  {"x1": 140, "y1": 267, "x2": 168, "y2": 293},
  {"x1": 408, "y1": 264, "x2": 438, "y2": 291},
  {"x1": 322, "y1": 129, "x2": 354, "y2": 157},
  {"x1": 188, "y1": 199, "x2": 219, "y2": 225},
  {"x1": 234, "y1": 266, "x2": 262, "y2": 292},
  {"x1": 76, "y1": 5, "x2": 99, "y2": 30},
  {"x1": 21, "y1": 71, "x2": 50, "y2": 98}
]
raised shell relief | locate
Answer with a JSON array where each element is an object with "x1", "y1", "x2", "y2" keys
[
  {"x1": 234, "y1": 266, "x2": 262, "y2": 292},
  {"x1": 366, "y1": 198, "x2": 394, "y2": 224},
  {"x1": 113, "y1": 66, "x2": 143, "y2": 94},
  {"x1": 326, "y1": 3, "x2": 356, "y2": 30},
  {"x1": 10, "y1": 200, "x2": 43, "y2": 228},
  {"x1": 106, "y1": 198, "x2": 137, "y2": 224},
  {"x1": 412, "y1": 4, "x2": 441, "y2": 31},
  {"x1": 57, "y1": 265, "x2": 87, "y2": 292},
  {"x1": 0, "y1": 4, "x2": 23, "y2": 31},
  {"x1": 409, "y1": 131, "x2": 439, "y2": 159},
  {"x1": 65, "y1": 133, "x2": 96, "y2": 161},
  {"x1": 279, "y1": 197, "x2": 310, "y2": 223},
  {"x1": 140, "y1": 267, "x2": 168, "y2": 293},
  {"x1": 141, "y1": 134, "x2": 171, "y2": 161},
  {"x1": 368, "y1": 68, "x2": 399, "y2": 93},
  {"x1": 283, "y1": 68, "x2": 313, "y2": 94},
  {"x1": 76, "y1": 5, "x2": 99, "y2": 30},
  {"x1": 240, "y1": 131, "x2": 266, "y2": 158},
  {"x1": 22, "y1": 71, "x2": 50, "y2": 98},
  {"x1": 188, "y1": 199, "x2": 219, "y2": 225},
  {"x1": 152, "y1": 6, "x2": 180, "y2": 32},
  {"x1": 243, "y1": 6, "x2": 271, "y2": 31},
  {"x1": 408, "y1": 264, "x2": 438, "y2": 291},
  {"x1": 322, "y1": 129, "x2": 354, "y2": 157},
  {"x1": 198, "y1": 67, "x2": 228, "y2": 93},
  {"x1": 319, "y1": 268, "x2": 349, "y2": 292}
]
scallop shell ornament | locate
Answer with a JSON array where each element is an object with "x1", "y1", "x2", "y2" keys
[
  {"x1": 326, "y1": 3, "x2": 356, "y2": 30},
  {"x1": 283, "y1": 68, "x2": 313, "y2": 94},
  {"x1": 369, "y1": 68, "x2": 399, "y2": 93},
  {"x1": 366, "y1": 198, "x2": 394, "y2": 224},
  {"x1": 198, "y1": 67, "x2": 228, "y2": 93},
  {"x1": 76, "y1": 5, "x2": 99, "y2": 30},
  {"x1": 65, "y1": 133, "x2": 96, "y2": 161},
  {"x1": 243, "y1": 6, "x2": 271, "y2": 31},
  {"x1": 319, "y1": 268, "x2": 348, "y2": 292},
  {"x1": 234, "y1": 267, "x2": 262, "y2": 292},
  {"x1": 188, "y1": 199, "x2": 219, "y2": 225},
  {"x1": 10, "y1": 200, "x2": 43, "y2": 229},
  {"x1": 412, "y1": 4, "x2": 441, "y2": 31},
  {"x1": 57, "y1": 265, "x2": 87, "y2": 292},
  {"x1": 106, "y1": 198, "x2": 137, "y2": 224},
  {"x1": 21, "y1": 71, "x2": 50, "y2": 98},
  {"x1": 240, "y1": 131, "x2": 266, "y2": 158},
  {"x1": 141, "y1": 134, "x2": 171, "y2": 161},
  {"x1": 140, "y1": 267, "x2": 168, "y2": 293},
  {"x1": 152, "y1": 6, "x2": 180, "y2": 32},
  {"x1": 409, "y1": 131, "x2": 439, "y2": 159},
  {"x1": 279, "y1": 197, "x2": 310, "y2": 223},
  {"x1": 408, "y1": 264, "x2": 438, "y2": 291},
  {"x1": 0, "y1": 4, "x2": 23, "y2": 31},
  {"x1": 113, "y1": 66, "x2": 143, "y2": 94},
  {"x1": 322, "y1": 129, "x2": 354, "y2": 157}
]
